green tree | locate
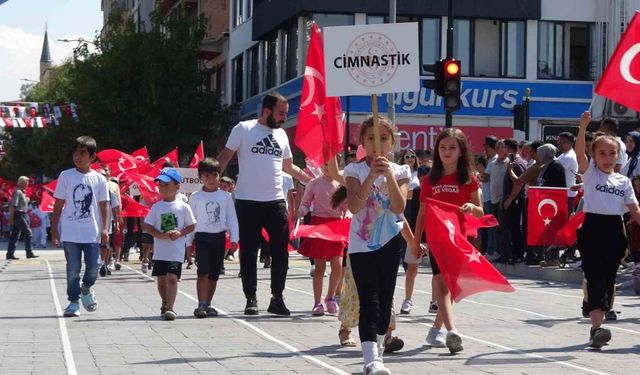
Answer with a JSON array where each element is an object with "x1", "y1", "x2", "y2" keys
[{"x1": 0, "y1": 11, "x2": 237, "y2": 180}]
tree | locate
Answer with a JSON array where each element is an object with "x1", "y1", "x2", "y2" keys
[{"x1": 0, "y1": 11, "x2": 237, "y2": 180}]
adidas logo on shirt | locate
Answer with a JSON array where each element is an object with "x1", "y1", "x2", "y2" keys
[{"x1": 251, "y1": 134, "x2": 283, "y2": 157}]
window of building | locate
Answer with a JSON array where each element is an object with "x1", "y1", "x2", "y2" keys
[
  {"x1": 263, "y1": 34, "x2": 277, "y2": 90},
  {"x1": 247, "y1": 45, "x2": 260, "y2": 97},
  {"x1": 233, "y1": 0, "x2": 243, "y2": 27},
  {"x1": 311, "y1": 13, "x2": 354, "y2": 28},
  {"x1": 421, "y1": 18, "x2": 441, "y2": 73},
  {"x1": 246, "y1": 0, "x2": 252, "y2": 19},
  {"x1": 367, "y1": 15, "x2": 384, "y2": 24},
  {"x1": 215, "y1": 64, "x2": 226, "y2": 98},
  {"x1": 281, "y1": 23, "x2": 298, "y2": 82},
  {"x1": 232, "y1": 54, "x2": 243, "y2": 103},
  {"x1": 538, "y1": 21, "x2": 593, "y2": 80},
  {"x1": 454, "y1": 19, "x2": 525, "y2": 78}
]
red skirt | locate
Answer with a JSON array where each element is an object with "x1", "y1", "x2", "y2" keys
[{"x1": 297, "y1": 216, "x2": 346, "y2": 260}]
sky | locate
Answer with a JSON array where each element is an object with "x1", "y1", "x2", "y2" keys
[{"x1": 0, "y1": 0, "x2": 103, "y2": 101}]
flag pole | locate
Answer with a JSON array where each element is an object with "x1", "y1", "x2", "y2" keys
[{"x1": 371, "y1": 94, "x2": 381, "y2": 155}]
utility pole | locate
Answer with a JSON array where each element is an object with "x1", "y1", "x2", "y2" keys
[
  {"x1": 387, "y1": 0, "x2": 396, "y2": 125},
  {"x1": 445, "y1": 0, "x2": 454, "y2": 128}
]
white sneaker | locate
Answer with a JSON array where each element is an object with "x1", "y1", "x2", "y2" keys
[
  {"x1": 363, "y1": 360, "x2": 391, "y2": 375},
  {"x1": 309, "y1": 265, "x2": 315, "y2": 277},
  {"x1": 141, "y1": 262, "x2": 148, "y2": 274},
  {"x1": 446, "y1": 331, "x2": 464, "y2": 353},
  {"x1": 400, "y1": 299, "x2": 412, "y2": 314},
  {"x1": 428, "y1": 300, "x2": 438, "y2": 313},
  {"x1": 426, "y1": 327, "x2": 446, "y2": 347},
  {"x1": 108, "y1": 259, "x2": 116, "y2": 271}
]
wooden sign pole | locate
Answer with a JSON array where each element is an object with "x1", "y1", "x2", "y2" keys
[{"x1": 371, "y1": 94, "x2": 381, "y2": 155}]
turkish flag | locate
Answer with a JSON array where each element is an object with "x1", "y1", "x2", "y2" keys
[
  {"x1": 132, "y1": 147, "x2": 151, "y2": 172},
  {"x1": 465, "y1": 214, "x2": 499, "y2": 238},
  {"x1": 424, "y1": 198, "x2": 515, "y2": 302},
  {"x1": 188, "y1": 141, "x2": 204, "y2": 168},
  {"x1": 295, "y1": 22, "x2": 344, "y2": 166},
  {"x1": 554, "y1": 211, "x2": 585, "y2": 247},
  {"x1": 291, "y1": 218, "x2": 351, "y2": 242},
  {"x1": 120, "y1": 194, "x2": 150, "y2": 217},
  {"x1": 40, "y1": 190, "x2": 55, "y2": 213},
  {"x1": 596, "y1": 12, "x2": 640, "y2": 112},
  {"x1": 43, "y1": 179, "x2": 57, "y2": 193},
  {"x1": 527, "y1": 187, "x2": 569, "y2": 246},
  {"x1": 120, "y1": 171, "x2": 160, "y2": 205},
  {"x1": 146, "y1": 148, "x2": 179, "y2": 177},
  {"x1": 97, "y1": 149, "x2": 139, "y2": 173}
]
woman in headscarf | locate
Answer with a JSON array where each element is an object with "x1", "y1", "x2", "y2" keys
[
  {"x1": 537, "y1": 143, "x2": 567, "y2": 188},
  {"x1": 622, "y1": 131, "x2": 640, "y2": 178}
]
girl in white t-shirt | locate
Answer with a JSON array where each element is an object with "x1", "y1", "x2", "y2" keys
[
  {"x1": 576, "y1": 111, "x2": 640, "y2": 349},
  {"x1": 342, "y1": 116, "x2": 410, "y2": 374}
]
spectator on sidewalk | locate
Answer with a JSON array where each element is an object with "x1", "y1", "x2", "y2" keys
[
  {"x1": 6, "y1": 176, "x2": 38, "y2": 260},
  {"x1": 500, "y1": 139, "x2": 527, "y2": 263},
  {"x1": 486, "y1": 139, "x2": 510, "y2": 261}
]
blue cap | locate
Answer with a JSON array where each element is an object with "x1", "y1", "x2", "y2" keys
[{"x1": 155, "y1": 167, "x2": 181, "y2": 184}]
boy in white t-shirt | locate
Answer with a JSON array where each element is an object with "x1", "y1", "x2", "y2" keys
[
  {"x1": 51, "y1": 136, "x2": 110, "y2": 318},
  {"x1": 143, "y1": 168, "x2": 196, "y2": 320},
  {"x1": 189, "y1": 158, "x2": 238, "y2": 318}
]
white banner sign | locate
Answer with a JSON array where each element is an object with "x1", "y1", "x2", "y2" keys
[
  {"x1": 177, "y1": 167, "x2": 202, "y2": 194},
  {"x1": 324, "y1": 22, "x2": 420, "y2": 96}
]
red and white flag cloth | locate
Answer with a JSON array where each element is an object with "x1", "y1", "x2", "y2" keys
[
  {"x1": 120, "y1": 171, "x2": 160, "y2": 205},
  {"x1": 424, "y1": 198, "x2": 515, "y2": 302},
  {"x1": 291, "y1": 218, "x2": 351, "y2": 243},
  {"x1": 40, "y1": 190, "x2": 55, "y2": 213},
  {"x1": 120, "y1": 194, "x2": 150, "y2": 217},
  {"x1": 132, "y1": 147, "x2": 151, "y2": 172},
  {"x1": 97, "y1": 149, "x2": 139, "y2": 173},
  {"x1": 527, "y1": 187, "x2": 569, "y2": 246},
  {"x1": 294, "y1": 22, "x2": 344, "y2": 166},
  {"x1": 146, "y1": 148, "x2": 179, "y2": 178},
  {"x1": 596, "y1": 11, "x2": 640, "y2": 112},
  {"x1": 554, "y1": 211, "x2": 586, "y2": 247},
  {"x1": 188, "y1": 141, "x2": 204, "y2": 168}
]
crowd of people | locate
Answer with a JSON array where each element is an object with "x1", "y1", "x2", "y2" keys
[{"x1": 3, "y1": 91, "x2": 640, "y2": 375}]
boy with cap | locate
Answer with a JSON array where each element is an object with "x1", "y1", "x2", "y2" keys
[{"x1": 142, "y1": 168, "x2": 196, "y2": 320}]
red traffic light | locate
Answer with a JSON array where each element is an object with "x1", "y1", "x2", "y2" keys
[{"x1": 444, "y1": 60, "x2": 460, "y2": 76}]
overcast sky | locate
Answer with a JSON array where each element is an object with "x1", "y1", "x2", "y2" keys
[{"x1": 0, "y1": 0, "x2": 103, "y2": 101}]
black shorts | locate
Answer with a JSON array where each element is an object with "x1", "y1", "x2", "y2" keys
[
  {"x1": 141, "y1": 233, "x2": 154, "y2": 244},
  {"x1": 429, "y1": 251, "x2": 441, "y2": 275},
  {"x1": 151, "y1": 260, "x2": 182, "y2": 278},
  {"x1": 194, "y1": 232, "x2": 226, "y2": 281}
]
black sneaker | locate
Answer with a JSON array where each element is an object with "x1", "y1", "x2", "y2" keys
[
  {"x1": 206, "y1": 306, "x2": 219, "y2": 317},
  {"x1": 99, "y1": 265, "x2": 107, "y2": 277},
  {"x1": 244, "y1": 297, "x2": 258, "y2": 315},
  {"x1": 193, "y1": 305, "x2": 207, "y2": 319},
  {"x1": 267, "y1": 296, "x2": 290, "y2": 316},
  {"x1": 589, "y1": 327, "x2": 611, "y2": 349},
  {"x1": 605, "y1": 310, "x2": 618, "y2": 321},
  {"x1": 582, "y1": 300, "x2": 589, "y2": 318}
]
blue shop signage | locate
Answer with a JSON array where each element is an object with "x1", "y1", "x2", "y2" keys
[{"x1": 240, "y1": 77, "x2": 593, "y2": 121}]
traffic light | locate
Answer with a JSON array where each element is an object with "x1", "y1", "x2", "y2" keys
[
  {"x1": 512, "y1": 104, "x2": 525, "y2": 131},
  {"x1": 442, "y1": 59, "x2": 461, "y2": 112},
  {"x1": 423, "y1": 59, "x2": 445, "y2": 96}
]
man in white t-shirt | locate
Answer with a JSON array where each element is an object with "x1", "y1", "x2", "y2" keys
[
  {"x1": 557, "y1": 132, "x2": 579, "y2": 213},
  {"x1": 599, "y1": 118, "x2": 628, "y2": 172},
  {"x1": 217, "y1": 92, "x2": 311, "y2": 316}
]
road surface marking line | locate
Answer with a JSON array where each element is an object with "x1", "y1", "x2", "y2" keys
[
  {"x1": 46, "y1": 259, "x2": 78, "y2": 375},
  {"x1": 123, "y1": 264, "x2": 349, "y2": 375}
]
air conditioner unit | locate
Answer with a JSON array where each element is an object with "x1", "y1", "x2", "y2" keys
[{"x1": 606, "y1": 100, "x2": 638, "y2": 119}]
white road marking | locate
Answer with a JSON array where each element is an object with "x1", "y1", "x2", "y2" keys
[
  {"x1": 46, "y1": 259, "x2": 78, "y2": 375},
  {"x1": 122, "y1": 264, "x2": 349, "y2": 375}
]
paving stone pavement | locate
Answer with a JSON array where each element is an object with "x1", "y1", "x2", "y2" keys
[{"x1": 0, "y1": 247, "x2": 638, "y2": 375}]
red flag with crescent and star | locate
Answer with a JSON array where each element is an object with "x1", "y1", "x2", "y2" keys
[
  {"x1": 527, "y1": 187, "x2": 569, "y2": 246},
  {"x1": 295, "y1": 22, "x2": 345, "y2": 166},
  {"x1": 120, "y1": 193, "x2": 150, "y2": 217},
  {"x1": 146, "y1": 148, "x2": 179, "y2": 178},
  {"x1": 424, "y1": 198, "x2": 514, "y2": 302},
  {"x1": 97, "y1": 149, "x2": 139, "y2": 174},
  {"x1": 596, "y1": 11, "x2": 640, "y2": 112},
  {"x1": 132, "y1": 147, "x2": 151, "y2": 172},
  {"x1": 188, "y1": 141, "x2": 204, "y2": 168},
  {"x1": 39, "y1": 190, "x2": 55, "y2": 213}
]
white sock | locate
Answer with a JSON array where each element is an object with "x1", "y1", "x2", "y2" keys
[
  {"x1": 376, "y1": 334, "x2": 386, "y2": 357},
  {"x1": 362, "y1": 341, "x2": 379, "y2": 365},
  {"x1": 448, "y1": 328, "x2": 458, "y2": 335}
]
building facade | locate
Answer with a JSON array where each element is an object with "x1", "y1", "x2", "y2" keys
[{"x1": 226, "y1": 0, "x2": 640, "y2": 153}]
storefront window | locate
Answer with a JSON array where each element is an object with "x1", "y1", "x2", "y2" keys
[
  {"x1": 421, "y1": 18, "x2": 441, "y2": 71},
  {"x1": 538, "y1": 21, "x2": 594, "y2": 80}
]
